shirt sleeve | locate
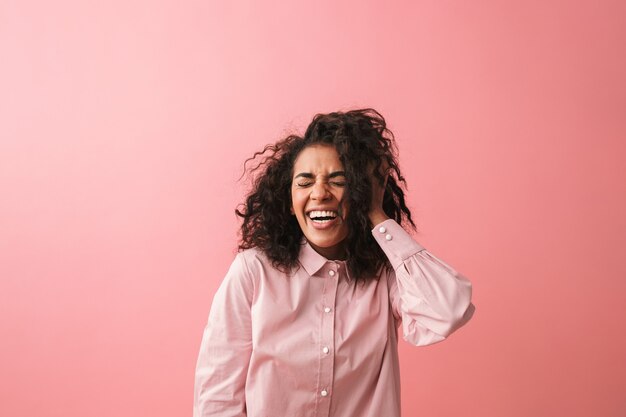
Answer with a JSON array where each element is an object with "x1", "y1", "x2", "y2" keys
[
  {"x1": 372, "y1": 219, "x2": 476, "y2": 347},
  {"x1": 193, "y1": 252, "x2": 254, "y2": 417}
]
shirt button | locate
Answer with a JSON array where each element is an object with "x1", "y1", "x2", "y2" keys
[
  {"x1": 321, "y1": 389, "x2": 328, "y2": 397},
  {"x1": 379, "y1": 226, "x2": 386, "y2": 233},
  {"x1": 385, "y1": 233, "x2": 393, "y2": 241},
  {"x1": 324, "y1": 307, "x2": 331, "y2": 313},
  {"x1": 328, "y1": 270, "x2": 336, "y2": 277},
  {"x1": 322, "y1": 346, "x2": 330, "y2": 354}
]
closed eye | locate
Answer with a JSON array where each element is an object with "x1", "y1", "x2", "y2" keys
[{"x1": 296, "y1": 181, "x2": 344, "y2": 187}]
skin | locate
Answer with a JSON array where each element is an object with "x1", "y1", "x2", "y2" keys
[
  {"x1": 291, "y1": 144, "x2": 390, "y2": 260},
  {"x1": 368, "y1": 159, "x2": 390, "y2": 227}
]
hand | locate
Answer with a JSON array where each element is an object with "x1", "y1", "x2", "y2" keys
[{"x1": 368, "y1": 161, "x2": 390, "y2": 227}]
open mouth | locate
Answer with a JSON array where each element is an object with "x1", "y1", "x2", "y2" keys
[{"x1": 307, "y1": 210, "x2": 338, "y2": 224}]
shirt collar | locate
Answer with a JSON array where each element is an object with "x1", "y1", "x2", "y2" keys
[
  {"x1": 298, "y1": 239, "x2": 328, "y2": 276},
  {"x1": 297, "y1": 238, "x2": 351, "y2": 281}
]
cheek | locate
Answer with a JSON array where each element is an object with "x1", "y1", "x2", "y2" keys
[
  {"x1": 291, "y1": 190, "x2": 304, "y2": 211},
  {"x1": 337, "y1": 191, "x2": 348, "y2": 216}
]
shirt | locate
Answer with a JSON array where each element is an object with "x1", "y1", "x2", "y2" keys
[{"x1": 193, "y1": 219, "x2": 475, "y2": 417}]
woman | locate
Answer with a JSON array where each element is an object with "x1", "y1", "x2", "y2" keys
[{"x1": 194, "y1": 108, "x2": 475, "y2": 417}]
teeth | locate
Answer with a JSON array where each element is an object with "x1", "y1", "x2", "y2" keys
[{"x1": 308, "y1": 210, "x2": 338, "y2": 219}]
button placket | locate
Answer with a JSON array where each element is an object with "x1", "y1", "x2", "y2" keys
[{"x1": 316, "y1": 264, "x2": 337, "y2": 413}]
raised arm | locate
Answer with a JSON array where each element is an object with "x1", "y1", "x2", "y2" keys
[{"x1": 372, "y1": 219, "x2": 475, "y2": 346}]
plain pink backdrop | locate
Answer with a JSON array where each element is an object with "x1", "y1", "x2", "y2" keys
[{"x1": 1, "y1": 1, "x2": 625, "y2": 416}]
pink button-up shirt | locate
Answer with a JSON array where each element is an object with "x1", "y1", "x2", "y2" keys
[{"x1": 194, "y1": 219, "x2": 475, "y2": 417}]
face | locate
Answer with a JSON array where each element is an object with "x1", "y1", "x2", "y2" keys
[{"x1": 291, "y1": 144, "x2": 349, "y2": 260}]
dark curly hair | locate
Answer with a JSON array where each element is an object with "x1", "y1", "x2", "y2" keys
[{"x1": 236, "y1": 108, "x2": 415, "y2": 284}]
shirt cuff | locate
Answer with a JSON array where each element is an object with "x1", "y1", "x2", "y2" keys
[{"x1": 371, "y1": 219, "x2": 425, "y2": 270}]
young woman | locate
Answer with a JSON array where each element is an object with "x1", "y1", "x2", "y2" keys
[{"x1": 193, "y1": 108, "x2": 475, "y2": 417}]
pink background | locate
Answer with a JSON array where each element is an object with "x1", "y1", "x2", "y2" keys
[{"x1": 1, "y1": 1, "x2": 625, "y2": 416}]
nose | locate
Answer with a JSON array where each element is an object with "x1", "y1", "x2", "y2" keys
[{"x1": 310, "y1": 181, "x2": 331, "y2": 201}]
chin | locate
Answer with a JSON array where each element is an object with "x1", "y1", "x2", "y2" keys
[{"x1": 307, "y1": 233, "x2": 347, "y2": 251}]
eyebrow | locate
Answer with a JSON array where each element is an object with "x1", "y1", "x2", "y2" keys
[{"x1": 294, "y1": 171, "x2": 346, "y2": 179}]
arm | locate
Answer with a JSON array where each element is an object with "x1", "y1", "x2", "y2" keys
[
  {"x1": 193, "y1": 253, "x2": 254, "y2": 417},
  {"x1": 373, "y1": 219, "x2": 475, "y2": 346},
  {"x1": 368, "y1": 164, "x2": 474, "y2": 346}
]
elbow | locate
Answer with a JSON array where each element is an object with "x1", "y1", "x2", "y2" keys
[
  {"x1": 445, "y1": 277, "x2": 475, "y2": 334},
  {"x1": 440, "y1": 299, "x2": 476, "y2": 338},
  {"x1": 402, "y1": 301, "x2": 475, "y2": 347},
  {"x1": 451, "y1": 301, "x2": 475, "y2": 333}
]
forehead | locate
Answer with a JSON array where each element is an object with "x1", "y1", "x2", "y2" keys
[{"x1": 293, "y1": 144, "x2": 343, "y2": 174}]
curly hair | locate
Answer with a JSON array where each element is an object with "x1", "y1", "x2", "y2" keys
[{"x1": 235, "y1": 108, "x2": 415, "y2": 284}]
